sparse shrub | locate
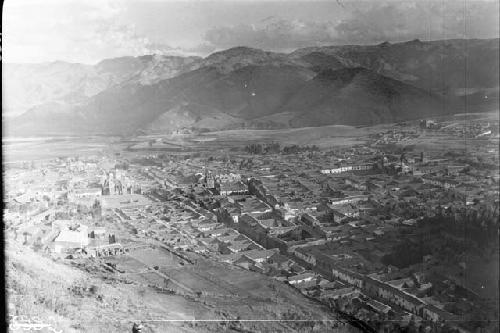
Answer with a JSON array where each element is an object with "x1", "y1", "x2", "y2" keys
[{"x1": 88, "y1": 285, "x2": 98, "y2": 295}]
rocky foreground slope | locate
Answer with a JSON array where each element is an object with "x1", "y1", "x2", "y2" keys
[{"x1": 6, "y1": 238, "x2": 356, "y2": 333}]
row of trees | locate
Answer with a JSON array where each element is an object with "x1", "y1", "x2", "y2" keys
[
  {"x1": 382, "y1": 208, "x2": 499, "y2": 269},
  {"x1": 244, "y1": 143, "x2": 319, "y2": 155}
]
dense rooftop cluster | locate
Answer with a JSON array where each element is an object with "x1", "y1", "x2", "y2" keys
[{"x1": 4, "y1": 120, "x2": 499, "y2": 333}]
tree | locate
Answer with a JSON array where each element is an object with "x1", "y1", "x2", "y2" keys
[
  {"x1": 132, "y1": 323, "x2": 143, "y2": 333},
  {"x1": 245, "y1": 143, "x2": 264, "y2": 154}
]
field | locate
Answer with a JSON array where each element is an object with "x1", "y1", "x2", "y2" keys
[
  {"x1": 121, "y1": 124, "x2": 377, "y2": 154},
  {"x1": 6, "y1": 110, "x2": 497, "y2": 163},
  {"x1": 3, "y1": 136, "x2": 117, "y2": 164}
]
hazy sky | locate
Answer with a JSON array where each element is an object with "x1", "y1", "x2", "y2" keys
[{"x1": 3, "y1": 0, "x2": 499, "y2": 64}]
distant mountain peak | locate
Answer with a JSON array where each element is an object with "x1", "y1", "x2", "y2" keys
[
  {"x1": 404, "y1": 38, "x2": 423, "y2": 45},
  {"x1": 205, "y1": 46, "x2": 272, "y2": 59},
  {"x1": 200, "y1": 46, "x2": 294, "y2": 74}
]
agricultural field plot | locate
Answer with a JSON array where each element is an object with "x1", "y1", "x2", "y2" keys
[
  {"x1": 128, "y1": 142, "x2": 186, "y2": 151},
  {"x1": 101, "y1": 194, "x2": 154, "y2": 209},
  {"x1": 128, "y1": 247, "x2": 183, "y2": 269},
  {"x1": 408, "y1": 135, "x2": 497, "y2": 152},
  {"x1": 3, "y1": 137, "x2": 111, "y2": 164},
  {"x1": 194, "y1": 125, "x2": 373, "y2": 146},
  {"x1": 157, "y1": 256, "x2": 336, "y2": 318},
  {"x1": 120, "y1": 124, "x2": 381, "y2": 153}
]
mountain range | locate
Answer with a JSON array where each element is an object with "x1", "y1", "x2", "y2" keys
[{"x1": 3, "y1": 38, "x2": 498, "y2": 136}]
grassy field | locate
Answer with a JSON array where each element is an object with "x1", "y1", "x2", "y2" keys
[
  {"x1": 11, "y1": 117, "x2": 496, "y2": 163},
  {"x1": 124, "y1": 124, "x2": 378, "y2": 153},
  {"x1": 3, "y1": 136, "x2": 115, "y2": 164}
]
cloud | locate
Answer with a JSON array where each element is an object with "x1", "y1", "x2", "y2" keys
[
  {"x1": 182, "y1": 43, "x2": 217, "y2": 56},
  {"x1": 203, "y1": 0, "x2": 499, "y2": 52},
  {"x1": 83, "y1": 21, "x2": 176, "y2": 60},
  {"x1": 3, "y1": 0, "x2": 177, "y2": 63},
  {"x1": 3, "y1": 0, "x2": 498, "y2": 63},
  {"x1": 204, "y1": 18, "x2": 339, "y2": 51},
  {"x1": 335, "y1": 0, "x2": 499, "y2": 43}
]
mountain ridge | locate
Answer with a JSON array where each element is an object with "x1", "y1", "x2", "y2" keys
[{"x1": 4, "y1": 38, "x2": 499, "y2": 136}]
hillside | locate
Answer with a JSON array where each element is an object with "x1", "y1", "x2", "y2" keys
[{"x1": 6, "y1": 239, "x2": 350, "y2": 333}]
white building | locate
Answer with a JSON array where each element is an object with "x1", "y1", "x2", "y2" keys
[{"x1": 54, "y1": 224, "x2": 89, "y2": 253}]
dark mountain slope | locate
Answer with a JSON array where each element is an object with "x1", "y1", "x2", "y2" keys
[
  {"x1": 173, "y1": 64, "x2": 313, "y2": 120},
  {"x1": 282, "y1": 67, "x2": 449, "y2": 127},
  {"x1": 295, "y1": 52, "x2": 345, "y2": 73}
]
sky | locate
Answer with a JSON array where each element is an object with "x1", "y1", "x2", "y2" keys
[{"x1": 3, "y1": 0, "x2": 499, "y2": 64}]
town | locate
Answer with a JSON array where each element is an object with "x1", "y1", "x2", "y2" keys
[{"x1": 5, "y1": 118, "x2": 499, "y2": 333}]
